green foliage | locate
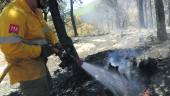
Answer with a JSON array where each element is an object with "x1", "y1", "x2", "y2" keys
[{"x1": 0, "y1": 0, "x2": 3, "y2": 3}]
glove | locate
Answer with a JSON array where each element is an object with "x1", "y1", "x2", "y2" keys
[
  {"x1": 52, "y1": 43, "x2": 64, "y2": 55},
  {"x1": 58, "y1": 52, "x2": 70, "y2": 68},
  {"x1": 59, "y1": 53, "x2": 83, "y2": 69},
  {"x1": 75, "y1": 58, "x2": 83, "y2": 66},
  {"x1": 40, "y1": 45, "x2": 54, "y2": 61},
  {"x1": 54, "y1": 43, "x2": 64, "y2": 51}
]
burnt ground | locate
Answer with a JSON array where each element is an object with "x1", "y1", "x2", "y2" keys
[
  {"x1": 6, "y1": 49, "x2": 170, "y2": 96},
  {"x1": 2, "y1": 29, "x2": 170, "y2": 96},
  {"x1": 49, "y1": 48, "x2": 170, "y2": 96},
  {"x1": 149, "y1": 57, "x2": 170, "y2": 96}
]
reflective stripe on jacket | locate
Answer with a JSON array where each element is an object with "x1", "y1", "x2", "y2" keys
[{"x1": 0, "y1": 0, "x2": 58, "y2": 84}]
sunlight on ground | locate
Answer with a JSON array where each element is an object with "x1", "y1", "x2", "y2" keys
[
  {"x1": 74, "y1": 43, "x2": 96, "y2": 53},
  {"x1": 91, "y1": 39, "x2": 106, "y2": 42}
]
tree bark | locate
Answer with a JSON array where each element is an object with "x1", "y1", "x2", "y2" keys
[
  {"x1": 49, "y1": 0, "x2": 89, "y2": 76},
  {"x1": 154, "y1": 0, "x2": 168, "y2": 41},
  {"x1": 114, "y1": 0, "x2": 121, "y2": 28},
  {"x1": 137, "y1": 0, "x2": 145, "y2": 27},
  {"x1": 70, "y1": 0, "x2": 78, "y2": 37},
  {"x1": 103, "y1": 0, "x2": 121, "y2": 28},
  {"x1": 168, "y1": 0, "x2": 170, "y2": 26},
  {"x1": 144, "y1": 0, "x2": 148, "y2": 28},
  {"x1": 49, "y1": 0, "x2": 79, "y2": 58},
  {"x1": 149, "y1": 0, "x2": 153, "y2": 28}
]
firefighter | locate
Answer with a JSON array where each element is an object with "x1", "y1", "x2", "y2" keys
[{"x1": 0, "y1": 0, "x2": 60, "y2": 95}]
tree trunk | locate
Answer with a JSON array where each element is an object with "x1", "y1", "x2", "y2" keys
[
  {"x1": 49, "y1": 0, "x2": 79, "y2": 58},
  {"x1": 149, "y1": 0, "x2": 153, "y2": 28},
  {"x1": 104, "y1": 0, "x2": 121, "y2": 28},
  {"x1": 49, "y1": 0, "x2": 89, "y2": 76},
  {"x1": 143, "y1": 0, "x2": 147, "y2": 28},
  {"x1": 114, "y1": 0, "x2": 121, "y2": 28},
  {"x1": 154, "y1": 0, "x2": 168, "y2": 41},
  {"x1": 137, "y1": 0, "x2": 145, "y2": 27},
  {"x1": 168, "y1": 0, "x2": 170, "y2": 26},
  {"x1": 70, "y1": 0, "x2": 78, "y2": 37}
]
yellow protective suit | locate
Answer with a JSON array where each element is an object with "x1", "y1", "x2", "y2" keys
[{"x1": 0, "y1": 0, "x2": 58, "y2": 84}]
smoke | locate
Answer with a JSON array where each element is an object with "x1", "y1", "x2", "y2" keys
[
  {"x1": 107, "y1": 49, "x2": 139, "y2": 74},
  {"x1": 80, "y1": 0, "x2": 139, "y2": 34},
  {"x1": 82, "y1": 49, "x2": 145, "y2": 96},
  {"x1": 106, "y1": 49, "x2": 145, "y2": 95},
  {"x1": 82, "y1": 62, "x2": 144, "y2": 96}
]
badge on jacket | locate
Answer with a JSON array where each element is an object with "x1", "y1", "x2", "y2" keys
[{"x1": 9, "y1": 24, "x2": 19, "y2": 34}]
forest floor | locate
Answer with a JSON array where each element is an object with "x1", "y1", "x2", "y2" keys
[{"x1": 0, "y1": 28, "x2": 170, "y2": 96}]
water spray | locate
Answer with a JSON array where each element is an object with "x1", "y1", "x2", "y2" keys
[{"x1": 56, "y1": 48, "x2": 147, "y2": 96}]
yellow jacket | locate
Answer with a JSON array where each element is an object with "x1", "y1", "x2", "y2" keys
[{"x1": 0, "y1": 0, "x2": 58, "y2": 84}]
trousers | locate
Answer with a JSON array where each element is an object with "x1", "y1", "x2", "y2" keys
[{"x1": 19, "y1": 76, "x2": 50, "y2": 96}]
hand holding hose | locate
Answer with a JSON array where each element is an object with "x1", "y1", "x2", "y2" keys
[{"x1": 52, "y1": 43, "x2": 83, "y2": 68}]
